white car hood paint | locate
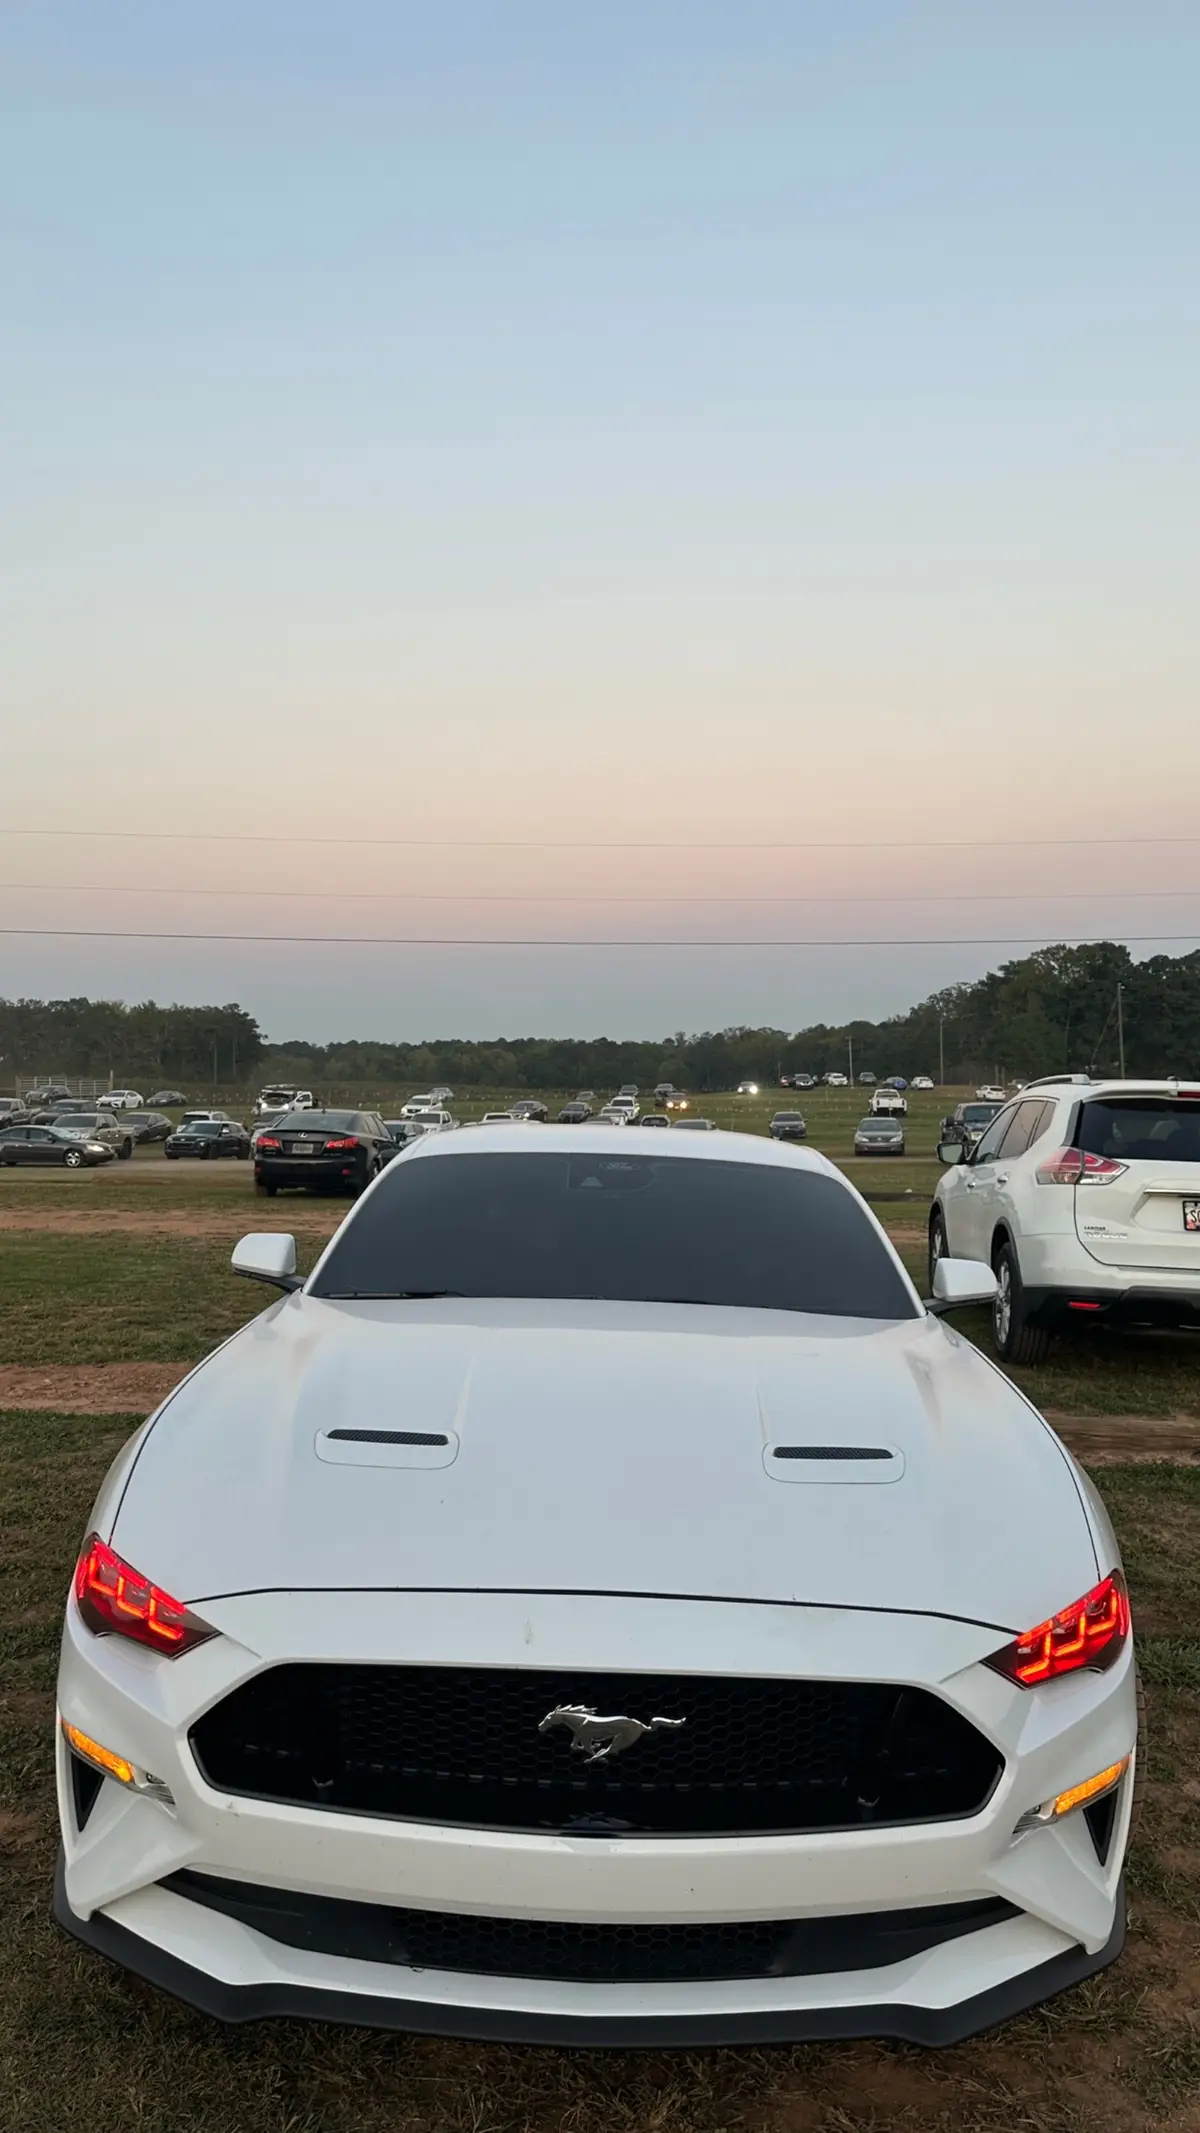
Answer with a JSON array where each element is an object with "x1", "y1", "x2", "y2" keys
[{"x1": 113, "y1": 1297, "x2": 1097, "y2": 1629}]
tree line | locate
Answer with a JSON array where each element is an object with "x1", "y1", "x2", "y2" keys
[{"x1": 2, "y1": 943, "x2": 1196, "y2": 1094}]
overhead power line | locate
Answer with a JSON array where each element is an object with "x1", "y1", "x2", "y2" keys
[
  {"x1": 1, "y1": 882, "x2": 1198, "y2": 908},
  {"x1": 0, "y1": 828, "x2": 1195, "y2": 853},
  {"x1": 3, "y1": 927, "x2": 1199, "y2": 951}
]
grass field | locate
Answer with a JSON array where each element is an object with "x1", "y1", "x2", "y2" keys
[{"x1": 1, "y1": 1409, "x2": 1196, "y2": 2133}]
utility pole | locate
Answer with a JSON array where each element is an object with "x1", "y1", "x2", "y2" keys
[
  {"x1": 1117, "y1": 984, "x2": 1125, "y2": 1078},
  {"x1": 938, "y1": 1015, "x2": 945, "y2": 1088},
  {"x1": 847, "y1": 1033, "x2": 854, "y2": 1085}
]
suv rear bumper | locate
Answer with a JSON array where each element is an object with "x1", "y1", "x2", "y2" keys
[{"x1": 1023, "y1": 1285, "x2": 1200, "y2": 1333}]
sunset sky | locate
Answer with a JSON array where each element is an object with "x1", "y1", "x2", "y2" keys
[{"x1": 2, "y1": 3, "x2": 1198, "y2": 1040}]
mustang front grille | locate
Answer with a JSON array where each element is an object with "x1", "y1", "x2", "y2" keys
[{"x1": 190, "y1": 1664, "x2": 1002, "y2": 1836}]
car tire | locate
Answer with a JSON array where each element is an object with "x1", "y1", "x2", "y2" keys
[
  {"x1": 263, "y1": 1181, "x2": 278, "y2": 1197},
  {"x1": 63, "y1": 1149, "x2": 84, "y2": 1169},
  {"x1": 236, "y1": 1147, "x2": 250, "y2": 1160},
  {"x1": 165, "y1": 1151, "x2": 178, "y2": 1160},
  {"x1": 991, "y1": 1239, "x2": 1051, "y2": 1366},
  {"x1": 118, "y1": 1139, "x2": 132, "y2": 1159},
  {"x1": 927, "y1": 1210, "x2": 948, "y2": 1293}
]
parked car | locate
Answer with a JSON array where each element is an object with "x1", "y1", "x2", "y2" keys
[
  {"x1": 664, "y1": 1092, "x2": 689, "y2": 1111},
  {"x1": 791, "y1": 1072, "x2": 816, "y2": 1089},
  {"x1": 147, "y1": 1090, "x2": 188, "y2": 1108},
  {"x1": 0, "y1": 1123, "x2": 116, "y2": 1168},
  {"x1": 858, "y1": 1072, "x2": 877, "y2": 1086},
  {"x1": 558, "y1": 1103, "x2": 592, "y2": 1124},
  {"x1": 736, "y1": 1080, "x2": 759, "y2": 1096},
  {"x1": 911, "y1": 1077, "x2": 934, "y2": 1091},
  {"x1": 479, "y1": 1112, "x2": 516, "y2": 1126},
  {"x1": 870, "y1": 1088, "x2": 908, "y2": 1118},
  {"x1": 672, "y1": 1115, "x2": 718, "y2": 1129},
  {"x1": 509, "y1": 1101, "x2": 549, "y2": 1124},
  {"x1": 254, "y1": 1109, "x2": 395, "y2": 1195},
  {"x1": 931, "y1": 1078, "x2": 1200, "y2": 1362},
  {"x1": 854, "y1": 1115, "x2": 906, "y2": 1156},
  {"x1": 165, "y1": 1120, "x2": 252, "y2": 1162},
  {"x1": 24, "y1": 1084, "x2": 71, "y2": 1106},
  {"x1": 401, "y1": 1095, "x2": 438, "y2": 1118},
  {"x1": 975, "y1": 1086, "x2": 1006, "y2": 1103},
  {"x1": 577, "y1": 1091, "x2": 597, "y2": 1104},
  {"x1": 250, "y1": 1112, "x2": 291, "y2": 1153},
  {"x1": 640, "y1": 1113, "x2": 670, "y2": 1128},
  {"x1": 428, "y1": 1086, "x2": 455, "y2": 1103},
  {"x1": 608, "y1": 1096, "x2": 639, "y2": 1123},
  {"x1": 618, "y1": 1084, "x2": 638, "y2": 1098},
  {"x1": 49, "y1": 1112, "x2": 137, "y2": 1159},
  {"x1": 255, "y1": 1085, "x2": 315, "y2": 1118},
  {"x1": 122, "y1": 1111, "x2": 173, "y2": 1144},
  {"x1": 769, "y1": 1111, "x2": 808, "y2": 1142},
  {"x1": 940, "y1": 1101, "x2": 1004, "y2": 1153},
  {"x1": 56, "y1": 1130, "x2": 1134, "y2": 2046},
  {"x1": 824, "y1": 1072, "x2": 848, "y2": 1087},
  {"x1": 598, "y1": 1105, "x2": 629, "y2": 1125},
  {"x1": 0, "y1": 1097, "x2": 28, "y2": 1126},
  {"x1": 98, "y1": 1089, "x2": 144, "y2": 1111},
  {"x1": 885, "y1": 1078, "x2": 909, "y2": 1092}
]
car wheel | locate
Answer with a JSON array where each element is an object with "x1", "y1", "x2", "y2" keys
[
  {"x1": 263, "y1": 1181, "x2": 278, "y2": 1197},
  {"x1": 118, "y1": 1139, "x2": 132, "y2": 1159},
  {"x1": 63, "y1": 1149, "x2": 84, "y2": 1169},
  {"x1": 165, "y1": 1151, "x2": 178, "y2": 1160},
  {"x1": 927, "y1": 1210, "x2": 948, "y2": 1292},
  {"x1": 991, "y1": 1239, "x2": 1051, "y2": 1366},
  {"x1": 236, "y1": 1147, "x2": 250, "y2": 1160}
]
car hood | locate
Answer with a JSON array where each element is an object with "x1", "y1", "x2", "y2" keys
[{"x1": 113, "y1": 1298, "x2": 1097, "y2": 1628}]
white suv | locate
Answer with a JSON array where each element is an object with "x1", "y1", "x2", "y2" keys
[{"x1": 929, "y1": 1080, "x2": 1200, "y2": 1363}]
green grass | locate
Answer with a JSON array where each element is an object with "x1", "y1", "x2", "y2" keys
[
  {"x1": 1, "y1": 1413, "x2": 1196, "y2": 2133},
  {"x1": 0, "y1": 1236, "x2": 287, "y2": 1363}
]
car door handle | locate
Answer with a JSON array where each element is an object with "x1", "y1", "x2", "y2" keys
[
  {"x1": 964, "y1": 1178, "x2": 977, "y2": 1190},
  {"x1": 995, "y1": 1172, "x2": 1009, "y2": 1187}
]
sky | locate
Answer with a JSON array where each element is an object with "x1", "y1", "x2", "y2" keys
[{"x1": 2, "y1": 2, "x2": 1198, "y2": 1042}]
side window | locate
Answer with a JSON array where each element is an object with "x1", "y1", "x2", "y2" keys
[
  {"x1": 997, "y1": 1100, "x2": 1041, "y2": 1160},
  {"x1": 1026, "y1": 1099, "x2": 1057, "y2": 1151},
  {"x1": 971, "y1": 1109, "x2": 1013, "y2": 1163}
]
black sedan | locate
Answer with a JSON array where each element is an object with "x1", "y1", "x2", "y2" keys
[
  {"x1": 0, "y1": 1124, "x2": 115, "y2": 1168},
  {"x1": 123, "y1": 1110, "x2": 174, "y2": 1143},
  {"x1": 769, "y1": 1111, "x2": 808, "y2": 1141},
  {"x1": 165, "y1": 1120, "x2": 252, "y2": 1162},
  {"x1": 148, "y1": 1090, "x2": 188, "y2": 1107},
  {"x1": 557, "y1": 1103, "x2": 591, "y2": 1123},
  {"x1": 254, "y1": 1109, "x2": 395, "y2": 1196}
]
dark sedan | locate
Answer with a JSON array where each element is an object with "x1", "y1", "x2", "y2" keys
[
  {"x1": 148, "y1": 1090, "x2": 189, "y2": 1108},
  {"x1": 254, "y1": 1109, "x2": 395, "y2": 1196},
  {"x1": 557, "y1": 1103, "x2": 591, "y2": 1123},
  {"x1": 165, "y1": 1120, "x2": 252, "y2": 1162},
  {"x1": 123, "y1": 1110, "x2": 174, "y2": 1143},
  {"x1": 769, "y1": 1111, "x2": 808, "y2": 1141},
  {"x1": 0, "y1": 1124, "x2": 115, "y2": 1168}
]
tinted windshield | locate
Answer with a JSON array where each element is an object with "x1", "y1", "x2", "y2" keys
[
  {"x1": 962, "y1": 1105, "x2": 1000, "y2": 1125},
  {"x1": 183, "y1": 1122, "x2": 222, "y2": 1137},
  {"x1": 1078, "y1": 1098, "x2": 1200, "y2": 1163},
  {"x1": 311, "y1": 1151, "x2": 915, "y2": 1318}
]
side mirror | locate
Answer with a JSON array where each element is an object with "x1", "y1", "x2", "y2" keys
[
  {"x1": 231, "y1": 1233, "x2": 301, "y2": 1292},
  {"x1": 926, "y1": 1257, "x2": 998, "y2": 1314},
  {"x1": 937, "y1": 1140, "x2": 966, "y2": 1165}
]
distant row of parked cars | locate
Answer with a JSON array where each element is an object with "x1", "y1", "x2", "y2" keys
[{"x1": 778, "y1": 1073, "x2": 936, "y2": 1092}]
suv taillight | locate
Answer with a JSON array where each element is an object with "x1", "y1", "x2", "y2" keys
[{"x1": 1035, "y1": 1147, "x2": 1128, "y2": 1187}]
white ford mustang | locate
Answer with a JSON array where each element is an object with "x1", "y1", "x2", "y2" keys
[{"x1": 55, "y1": 1127, "x2": 1138, "y2": 2046}]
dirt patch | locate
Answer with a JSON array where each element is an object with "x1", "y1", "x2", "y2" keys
[
  {"x1": 1048, "y1": 1413, "x2": 1200, "y2": 1463},
  {"x1": 0, "y1": 1207, "x2": 340, "y2": 1239},
  {"x1": 0, "y1": 1363, "x2": 187, "y2": 1413}
]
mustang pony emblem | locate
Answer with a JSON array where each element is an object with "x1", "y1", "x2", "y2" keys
[{"x1": 538, "y1": 1703, "x2": 686, "y2": 1764}]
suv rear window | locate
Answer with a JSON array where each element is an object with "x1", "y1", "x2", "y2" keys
[
  {"x1": 1078, "y1": 1099, "x2": 1200, "y2": 1163},
  {"x1": 312, "y1": 1151, "x2": 916, "y2": 1320}
]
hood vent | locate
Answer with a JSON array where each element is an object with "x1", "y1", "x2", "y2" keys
[
  {"x1": 764, "y1": 1443, "x2": 904, "y2": 1485},
  {"x1": 316, "y1": 1427, "x2": 459, "y2": 1471}
]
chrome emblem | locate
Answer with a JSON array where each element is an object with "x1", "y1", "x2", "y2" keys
[{"x1": 538, "y1": 1702, "x2": 686, "y2": 1764}]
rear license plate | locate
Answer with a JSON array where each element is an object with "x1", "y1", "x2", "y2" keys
[
  {"x1": 1184, "y1": 1200, "x2": 1200, "y2": 1232},
  {"x1": 289, "y1": 1143, "x2": 315, "y2": 1155}
]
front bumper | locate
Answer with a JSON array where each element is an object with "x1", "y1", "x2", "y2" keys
[{"x1": 55, "y1": 1588, "x2": 1136, "y2": 2044}]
